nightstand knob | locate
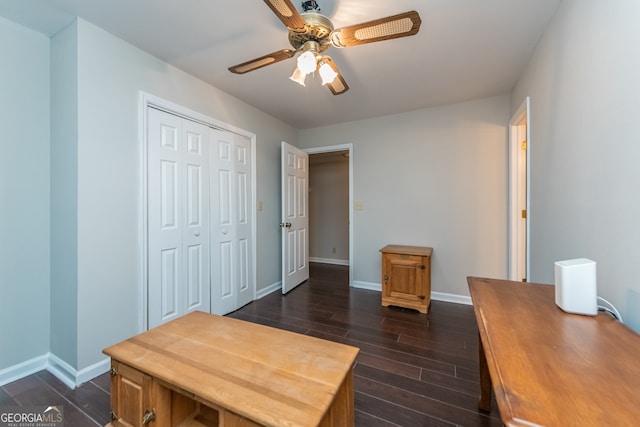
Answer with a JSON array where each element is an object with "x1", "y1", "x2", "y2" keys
[{"x1": 142, "y1": 409, "x2": 156, "y2": 425}]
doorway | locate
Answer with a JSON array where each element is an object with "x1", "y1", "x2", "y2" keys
[
  {"x1": 305, "y1": 144, "x2": 353, "y2": 284},
  {"x1": 508, "y1": 97, "x2": 530, "y2": 282}
]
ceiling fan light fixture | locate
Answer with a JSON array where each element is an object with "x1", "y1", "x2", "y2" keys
[
  {"x1": 229, "y1": 1, "x2": 420, "y2": 96},
  {"x1": 297, "y1": 50, "x2": 317, "y2": 75},
  {"x1": 289, "y1": 67, "x2": 307, "y2": 86},
  {"x1": 319, "y1": 61, "x2": 337, "y2": 85}
]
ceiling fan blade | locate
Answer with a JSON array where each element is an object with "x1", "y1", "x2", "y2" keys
[
  {"x1": 330, "y1": 10, "x2": 421, "y2": 48},
  {"x1": 263, "y1": 0, "x2": 307, "y2": 32},
  {"x1": 322, "y1": 57, "x2": 349, "y2": 95},
  {"x1": 228, "y1": 49, "x2": 295, "y2": 74}
]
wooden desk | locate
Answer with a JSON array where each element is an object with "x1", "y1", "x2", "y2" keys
[
  {"x1": 103, "y1": 311, "x2": 359, "y2": 427},
  {"x1": 468, "y1": 277, "x2": 640, "y2": 427}
]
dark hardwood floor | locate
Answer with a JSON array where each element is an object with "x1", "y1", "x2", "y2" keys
[{"x1": 1, "y1": 263, "x2": 501, "y2": 426}]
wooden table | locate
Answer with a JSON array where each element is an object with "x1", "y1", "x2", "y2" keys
[
  {"x1": 103, "y1": 311, "x2": 359, "y2": 427},
  {"x1": 468, "y1": 277, "x2": 640, "y2": 426}
]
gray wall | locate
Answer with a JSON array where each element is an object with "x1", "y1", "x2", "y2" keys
[
  {"x1": 299, "y1": 95, "x2": 511, "y2": 297},
  {"x1": 511, "y1": 0, "x2": 640, "y2": 331},
  {"x1": 0, "y1": 16, "x2": 51, "y2": 372},
  {"x1": 50, "y1": 17, "x2": 79, "y2": 370}
]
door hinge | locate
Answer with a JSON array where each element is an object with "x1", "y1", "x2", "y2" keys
[
  {"x1": 521, "y1": 209, "x2": 527, "y2": 219},
  {"x1": 521, "y1": 140, "x2": 527, "y2": 150}
]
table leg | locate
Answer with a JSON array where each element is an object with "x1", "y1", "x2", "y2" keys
[{"x1": 478, "y1": 333, "x2": 492, "y2": 412}]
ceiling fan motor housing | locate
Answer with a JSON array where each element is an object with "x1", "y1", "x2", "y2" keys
[{"x1": 288, "y1": 12, "x2": 333, "y2": 53}]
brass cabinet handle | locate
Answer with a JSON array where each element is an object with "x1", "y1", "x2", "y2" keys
[{"x1": 142, "y1": 409, "x2": 156, "y2": 425}]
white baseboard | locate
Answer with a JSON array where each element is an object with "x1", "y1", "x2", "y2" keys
[
  {"x1": 48, "y1": 353, "x2": 110, "y2": 388},
  {"x1": 0, "y1": 354, "x2": 49, "y2": 387},
  {"x1": 46, "y1": 353, "x2": 77, "y2": 388},
  {"x1": 432, "y1": 291, "x2": 472, "y2": 305},
  {"x1": 76, "y1": 358, "x2": 111, "y2": 385},
  {"x1": 350, "y1": 282, "x2": 472, "y2": 305},
  {"x1": 0, "y1": 353, "x2": 110, "y2": 389},
  {"x1": 351, "y1": 281, "x2": 381, "y2": 291},
  {"x1": 256, "y1": 281, "x2": 281, "y2": 299},
  {"x1": 309, "y1": 257, "x2": 349, "y2": 266}
]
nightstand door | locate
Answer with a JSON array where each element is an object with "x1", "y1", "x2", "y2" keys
[{"x1": 383, "y1": 253, "x2": 427, "y2": 302}]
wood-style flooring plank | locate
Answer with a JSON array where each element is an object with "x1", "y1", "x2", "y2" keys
[
  {"x1": 36, "y1": 371, "x2": 111, "y2": 426},
  {"x1": 5, "y1": 375, "x2": 101, "y2": 426},
  {"x1": 0, "y1": 387, "x2": 17, "y2": 405},
  {"x1": 355, "y1": 391, "x2": 455, "y2": 427}
]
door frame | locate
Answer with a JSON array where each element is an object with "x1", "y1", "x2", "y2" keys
[
  {"x1": 304, "y1": 143, "x2": 354, "y2": 285},
  {"x1": 139, "y1": 91, "x2": 257, "y2": 331},
  {"x1": 508, "y1": 96, "x2": 530, "y2": 281}
]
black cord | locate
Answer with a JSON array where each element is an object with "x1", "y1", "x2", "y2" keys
[{"x1": 598, "y1": 306, "x2": 621, "y2": 320}]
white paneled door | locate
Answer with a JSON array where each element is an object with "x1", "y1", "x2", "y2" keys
[
  {"x1": 210, "y1": 129, "x2": 254, "y2": 314},
  {"x1": 281, "y1": 141, "x2": 309, "y2": 294},
  {"x1": 148, "y1": 107, "x2": 210, "y2": 328}
]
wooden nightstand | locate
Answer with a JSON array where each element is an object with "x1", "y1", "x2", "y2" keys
[{"x1": 380, "y1": 245, "x2": 432, "y2": 313}]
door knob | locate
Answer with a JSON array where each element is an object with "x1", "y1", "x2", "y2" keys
[{"x1": 194, "y1": 230, "x2": 200, "y2": 237}]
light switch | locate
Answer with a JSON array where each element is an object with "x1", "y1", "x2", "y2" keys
[{"x1": 257, "y1": 201, "x2": 263, "y2": 211}]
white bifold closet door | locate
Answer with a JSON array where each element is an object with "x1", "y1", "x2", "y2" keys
[
  {"x1": 210, "y1": 129, "x2": 253, "y2": 315},
  {"x1": 147, "y1": 107, "x2": 211, "y2": 328}
]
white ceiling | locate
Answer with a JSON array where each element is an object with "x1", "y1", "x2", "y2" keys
[{"x1": 0, "y1": 0, "x2": 560, "y2": 128}]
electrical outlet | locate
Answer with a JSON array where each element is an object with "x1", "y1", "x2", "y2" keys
[
  {"x1": 354, "y1": 201, "x2": 364, "y2": 210},
  {"x1": 257, "y1": 201, "x2": 263, "y2": 211}
]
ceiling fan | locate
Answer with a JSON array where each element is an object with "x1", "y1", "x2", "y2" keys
[{"x1": 228, "y1": 0, "x2": 422, "y2": 95}]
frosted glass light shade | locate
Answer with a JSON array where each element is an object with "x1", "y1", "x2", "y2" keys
[
  {"x1": 319, "y1": 62, "x2": 337, "y2": 85},
  {"x1": 297, "y1": 51, "x2": 317, "y2": 75},
  {"x1": 289, "y1": 67, "x2": 306, "y2": 86}
]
